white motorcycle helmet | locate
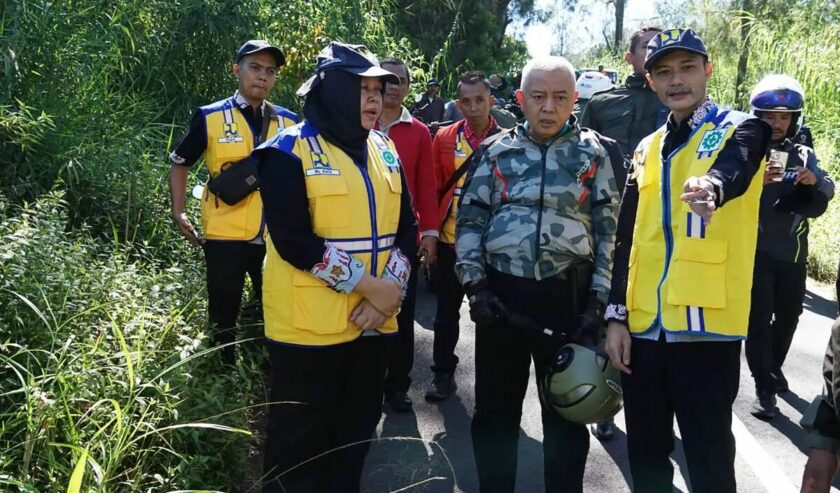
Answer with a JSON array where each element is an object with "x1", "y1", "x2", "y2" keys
[
  {"x1": 575, "y1": 71, "x2": 613, "y2": 101},
  {"x1": 749, "y1": 74, "x2": 806, "y2": 138}
]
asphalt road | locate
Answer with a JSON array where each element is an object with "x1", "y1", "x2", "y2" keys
[{"x1": 362, "y1": 279, "x2": 840, "y2": 493}]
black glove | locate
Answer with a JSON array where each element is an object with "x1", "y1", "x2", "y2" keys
[
  {"x1": 465, "y1": 280, "x2": 509, "y2": 328},
  {"x1": 572, "y1": 292, "x2": 605, "y2": 346}
]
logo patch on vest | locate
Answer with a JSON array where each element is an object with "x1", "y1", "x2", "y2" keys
[
  {"x1": 381, "y1": 149, "x2": 401, "y2": 172},
  {"x1": 217, "y1": 122, "x2": 244, "y2": 143},
  {"x1": 305, "y1": 152, "x2": 340, "y2": 176},
  {"x1": 696, "y1": 128, "x2": 726, "y2": 158}
]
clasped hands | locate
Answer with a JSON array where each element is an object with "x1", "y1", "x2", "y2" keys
[{"x1": 351, "y1": 275, "x2": 403, "y2": 331}]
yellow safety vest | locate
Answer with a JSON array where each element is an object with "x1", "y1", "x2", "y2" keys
[
  {"x1": 200, "y1": 98, "x2": 296, "y2": 240},
  {"x1": 441, "y1": 128, "x2": 474, "y2": 244},
  {"x1": 262, "y1": 122, "x2": 404, "y2": 346},
  {"x1": 626, "y1": 107, "x2": 765, "y2": 338}
]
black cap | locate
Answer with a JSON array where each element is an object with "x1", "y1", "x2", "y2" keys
[
  {"x1": 296, "y1": 42, "x2": 399, "y2": 97},
  {"x1": 427, "y1": 78, "x2": 440, "y2": 87},
  {"x1": 236, "y1": 40, "x2": 285, "y2": 67},
  {"x1": 644, "y1": 29, "x2": 708, "y2": 72}
]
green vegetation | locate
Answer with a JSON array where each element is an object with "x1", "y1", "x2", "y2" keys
[
  {"x1": 1, "y1": 0, "x2": 838, "y2": 490},
  {"x1": 576, "y1": 0, "x2": 839, "y2": 280}
]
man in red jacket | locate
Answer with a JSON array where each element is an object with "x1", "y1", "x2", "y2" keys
[
  {"x1": 425, "y1": 71, "x2": 500, "y2": 401},
  {"x1": 377, "y1": 57, "x2": 439, "y2": 412}
]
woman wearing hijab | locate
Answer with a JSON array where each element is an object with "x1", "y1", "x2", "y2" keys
[{"x1": 254, "y1": 42, "x2": 417, "y2": 493}]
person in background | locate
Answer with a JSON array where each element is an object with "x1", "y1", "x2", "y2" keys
[
  {"x1": 168, "y1": 40, "x2": 297, "y2": 364},
  {"x1": 412, "y1": 78, "x2": 445, "y2": 124},
  {"x1": 745, "y1": 74, "x2": 834, "y2": 420},
  {"x1": 581, "y1": 26, "x2": 667, "y2": 195},
  {"x1": 255, "y1": 42, "x2": 417, "y2": 493},
  {"x1": 376, "y1": 56, "x2": 439, "y2": 413},
  {"x1": 425, "y1": 71, "x2": 500, "y2": 402}
]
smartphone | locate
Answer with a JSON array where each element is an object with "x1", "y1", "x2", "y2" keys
[{"x1": 768, "y1": 150, "x2": 788, "y2": 182}]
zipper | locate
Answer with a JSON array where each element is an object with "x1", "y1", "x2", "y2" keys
[
  {"x1": 359, "y1": 164, "x2": 379, "y2": 275},
  {"x1": 652, "y1": 109, "x2": 716, "y2": 327},
  {"x1": 533, "y1": 145, "x2": 549, "y2": 275}
]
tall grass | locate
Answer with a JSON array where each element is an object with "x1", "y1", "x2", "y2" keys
[
  {"x1": 705, "y1": 4, "x2": 840, "y2": 283},
  {"x1": 0, "y1": 1, "x2": 433, "y2": 490},
  {"x1": 0, "y1": 192, "x2": 274, "y2": 490}
]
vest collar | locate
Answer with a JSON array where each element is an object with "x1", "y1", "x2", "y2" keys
[
  {"x1": 233, "y1": 91, "x2": 266, "y2": 115},
  {"x1": 670, "y1": 97, "x2": 717, "y2": 131}
]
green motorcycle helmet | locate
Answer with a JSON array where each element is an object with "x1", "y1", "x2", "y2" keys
[{"x1": 544, "y1": 343, "x2": 623, "y2": 424}]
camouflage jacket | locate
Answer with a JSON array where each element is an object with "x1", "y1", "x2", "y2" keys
[{"x1": 455, "y1": 119, "x2": 620, "y2": 303}]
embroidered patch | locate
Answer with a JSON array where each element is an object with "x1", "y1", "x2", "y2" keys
[
  {"x1": 696, "y1": 128, "x2": 726, "y2": 155},
  {"x1": 305, "y1": 151, "x2": 340, "y2": 176},
  {"x1": 217, "y1": 121, "x2": 244, "y2": 143},
  {"x1": 381, "y1": 149, "x2": 400, "y2": 170}
]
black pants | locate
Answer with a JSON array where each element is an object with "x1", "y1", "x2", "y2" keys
[
  {"x1": 622, "y1": 337, "x2": 741, "y2": 493},
  {"x1": 263, "y1": 337, "x2": 390, "y2": 493},
  {"x1": 432, "y1": 244, "x2": 464, "y2": 374},
  {"x1": 203, "y1": 240, "x2": 265, "y2": 361},
  {"x1": 746, "y1": 251, "x2": 806, "y2": 393},
  {"x1": 472, "y1": 269, "x2": 589, "y2": 493},
  {"x1": 385, "y1": 257, "x2": 419, "y2": 393}
]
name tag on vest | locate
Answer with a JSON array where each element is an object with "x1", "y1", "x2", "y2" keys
[
  {"x1": 305, "y1": 167, "x2": 340, "y2": 176},
  {"x1": 217, "y1": 136, "x2": 245, "y2": 143}
]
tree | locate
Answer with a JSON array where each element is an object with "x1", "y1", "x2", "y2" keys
[{"x1": 392, "y1": 0, "x2": 535, "y2": 84}]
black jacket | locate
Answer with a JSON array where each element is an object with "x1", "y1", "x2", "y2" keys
[{"x1": 757, "y1": 140, "x2": 834, "y2": 263}]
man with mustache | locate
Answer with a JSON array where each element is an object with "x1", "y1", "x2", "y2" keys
[
  {"x1": 168, "y1": 40, "x2": 298, "y2": 364},
  {"x1": 376, "y1": 56, "x2": 438, "y2": 412},
  {"x1": 603, "y1": 29, "x2": 771, "y2": 492}
]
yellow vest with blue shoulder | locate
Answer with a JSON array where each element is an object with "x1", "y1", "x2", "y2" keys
[
  {"x1": 626, "y1": 106, "x2": 765, "y2": 339},
  {"x1": 200, "y1": 97, "x2": 298, "y2": 240},
  {"x1": 441, "y1": 127, "x2": 474, "y2": 244},
  {"x1": 261, "y1": 121, "x2": 404, "y2": 346}
]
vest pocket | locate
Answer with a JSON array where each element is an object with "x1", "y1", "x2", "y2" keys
[
  {"x1": 201, "y1": 190, "x2": 254, "y2": 239},
  {"x1": 292, "y1": 271, "x2": 349, "y2": 334},
  {"x1": 666, "y1": 238, "x2": 728, "y2": 308},
  {"x1": 306, "y1": 177, "x2": 350, "y2": 229},
  {"x1": 212, "y1": 144, "x2": 250, "y2": 170}
]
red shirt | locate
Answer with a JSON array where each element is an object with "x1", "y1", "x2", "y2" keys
[
  {"x1": 376, "y1": 107, "x2": 438, "y2": 238},
  {"x1": 463, "y1": 115, "x2": 497, "y2": 150}
]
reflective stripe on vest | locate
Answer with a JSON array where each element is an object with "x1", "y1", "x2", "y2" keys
[
  {"x1": 200, "y1": 98, "x2": 295, "y2": 240},
  {"x1": 626, "y1": 107, "x2": 765, "y2": 339},
  {"x1": 262, "y1": 124, "x2": 403, "y2": 346},
  {"x1": 441, "y1": 127, "x2": 474, "y2": 244}
]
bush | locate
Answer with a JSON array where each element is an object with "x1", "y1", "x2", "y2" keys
[{"x1": 0, "y1": 191, "x2": 267, "y2": 491}]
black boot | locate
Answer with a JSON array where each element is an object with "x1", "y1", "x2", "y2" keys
[
  {"x1": 385, "y1": 390, "x2": 413, "y2": 413},
  {"x1": 424, "y1": 372, "x2": 456, "y2": 402},
  {"x1": 772, "y1": 369, "x2": 789, "y2": 393},
  {"x1": 750, "y1": 390, "x2": 777, "y2": 420}
]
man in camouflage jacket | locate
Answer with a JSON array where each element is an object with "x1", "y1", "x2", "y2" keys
[{"x1": 455, "y1": 56, "x2": 619, "y2": 493}]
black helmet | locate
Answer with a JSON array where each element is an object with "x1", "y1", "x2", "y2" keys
[{"x1": 544, "y1": 343, "x2": 623, "y2": 424}]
